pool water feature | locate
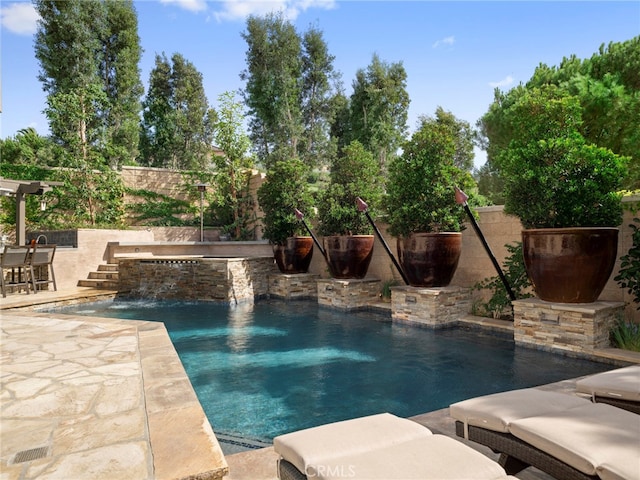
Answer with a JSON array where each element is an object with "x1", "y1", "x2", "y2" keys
[{"x1": 57, "y1": 299, "x2": 609, "y2": 445}]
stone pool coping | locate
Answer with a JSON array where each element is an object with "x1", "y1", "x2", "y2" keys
[{"x1": 1, "y1": 301, "x2": 228, "y2": 480}]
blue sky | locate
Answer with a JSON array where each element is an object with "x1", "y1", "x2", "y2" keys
[{"x1": 1, "y1": 0, "x2": 639, "y2": 168}]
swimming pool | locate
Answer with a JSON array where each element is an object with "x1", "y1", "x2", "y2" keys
[{"x1": 56, "y1": 298, "x2": 608, "y2": 445}]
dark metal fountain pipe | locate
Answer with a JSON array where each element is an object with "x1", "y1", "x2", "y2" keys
[
  {"x1": 455, "y1": 188, "x2": 516, "y2": 301},
  {"x1": 294, "y1": 208, "x2": 327, "y2": 259},
  {"x1": 356, "y1": 197, "x2": 409, "y2": 285}
]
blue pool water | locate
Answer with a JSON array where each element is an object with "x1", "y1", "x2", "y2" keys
[{"x1": 56, "y1": 299, "x2": 608, "y2": 443}]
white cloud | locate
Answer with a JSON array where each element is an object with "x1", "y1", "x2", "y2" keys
[
  {"x1": 0, "y1": 2, "x2": 40, "y2": 35},
  {"x1": 432, "y1": 35, "x2": 454, "y2": 49},
  {"x1": 160, "y1": 0, "x2": 208, "y2": 13},
  {"x1": 213, "y1": 0, "x2": 336, "y2": 22},
  {"x1": 488, "y1": 75, "x2": 514, "y2": 88}
]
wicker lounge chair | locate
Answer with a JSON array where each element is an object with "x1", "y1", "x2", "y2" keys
[
  {"x1": 576, "y1": 365, "x2": 640, "y2": 414},
  {"x1": 450, "y1": 388, "x2": 640, "y2": 480},
  {"x1": 274, "y1": 413, "x2": 517, "y2": 480}
]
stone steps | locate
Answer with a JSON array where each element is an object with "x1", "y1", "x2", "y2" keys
[{"x1": 77, "y1": 263, "x2": 119, "y2": 289}]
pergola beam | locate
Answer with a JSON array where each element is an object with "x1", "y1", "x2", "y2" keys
[{"x1": 0, "y1": 178, "x2": 63, "y2": 245}]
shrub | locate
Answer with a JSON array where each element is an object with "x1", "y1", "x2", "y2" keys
[
  {"x1": 317, "y1": 141, "x2": 384, "y2": 236},
  {"x1": 610, "y1": 319, "x2": 640, "y2": 352},
  {"x1": 257, "y1": 158, "x2": 315, "y2": 245},
  {"x1": 497, "y1": 87, "x2": 629, "y2": 229},
  {"x1": 615, "y1": 217, "x2": 640, "y2": 309},
  {"x1": 473, "y1": 242, "x2": 533, "y2": 320},
  {"x1": 385, "y1": 111, "x2": 477, "y2": 237}
]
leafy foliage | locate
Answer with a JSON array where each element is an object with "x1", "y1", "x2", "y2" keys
[
  {"x1": 139, "y1": 53, "x2": 214, "y2": 170},
  {"x1": 241, "y1": 13, "x2": 338, "y2": 170},
  {"x1": 257, "y1": 158, "x2": 315, "y2": 245},
  {"x1": 125, "y1": 189, "x2": 195, "y2": 226},
  {"x1": 317, "y1": 141, "x2": 384, "y2": 236},
  {"x1": 34, "y1": 0, "x2": 143, "y2": 168},
  {"x1": 615, "y1": 217, "x2": 640, "y2": 309},
  {"x1": 385, "y1": 109, "x2": 477, "y2": 237},
  {"x1": 207, "y1": 91, "x2": 256, "y2": 240},
  {"x1": 495, "y1": 86, "x2": 628, "y2": 228},
  {"x1": 0, "y1": 162, "x2": 125, "y2": 229},
  {"x1": 473, "y1": 242, "x2": 533, "y2": 320},
  {"x1": 346, "y1": 54, "x2": 410, "y2": 170},
  {"x1": 0, "y1": 128, "x2": 60, "y2": 166},
  {"x1": 610, "y1": 318, "x2": 640, "y2": 352},
  {"x1": 478, "y1": 37, "x2": 640, "y2": 201}
]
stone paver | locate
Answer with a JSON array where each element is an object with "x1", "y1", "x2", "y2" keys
[{"x1": 1, "y1": 303, "x2": 228, "y2": 480}]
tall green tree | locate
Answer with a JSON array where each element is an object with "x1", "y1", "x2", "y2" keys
[
  {"x1": 240, "y1": 13, "x2": 339, "y2": 169},
  {"x1": 33, "y1": 0, "x2": 141, "y2": 227},
  {"x1": 209, "y1": 91, "x2": 256, "y2": 240},
  {"x1": 299, "y1": 25, "x2": 340, "y2": 169},
  {"x1": 346, "y1": 54, "x2": 409, "y2": 170},
  {"x1": 478, "y1": 36, "x2": 640, "y2": 199},
  {"x1": 139, "y1": 53, "x2": 214, "y2": 170},
  {"x1": 34, "y1": 0, "x2": 143, "y2": 168},
  {"x1": 100, "y1": 0, "x2": 144, "y2": 167},
  {"x1": 0, "y1": 128, "x2": 59, "y2": 166}
]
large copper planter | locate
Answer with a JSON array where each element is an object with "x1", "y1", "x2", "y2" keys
[
  {"x1": 397, "y1": 232, "x2": 462, "y2": 287},
  {"x1": 522, "y1": 227, "x2": 618, "y2": 303},
  {"x1": 323, "y1": 235, "x2": 374, "y2": 279},
  {"x1": 273, "y1": 236, "x2": 314, "y2": 274}
]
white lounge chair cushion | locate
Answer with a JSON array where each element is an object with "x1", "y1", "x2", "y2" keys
[
  {"x1": 274, "y1": 413, "x2": 432, "y2": 476},
  {"x1": 311, "y1": 435, "x2": 509, "y2": 480},
  {"x1": 575, "y1": 365, "x2": 640, "y2": 402},
  {"x1": 449, "y1": 388, "x2": 589, "y2": 433},
  {"x1": 509, "y1": 402, "x2": 640, "y2": 478}
]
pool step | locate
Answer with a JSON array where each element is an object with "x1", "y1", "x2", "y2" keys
[{"x1": 78, "y1": 263, "x2": 119, "y2": 290}]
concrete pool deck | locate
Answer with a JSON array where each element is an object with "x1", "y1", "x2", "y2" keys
[{"x1": 2, "y1": 288, "x2": 639, "y2": 479}]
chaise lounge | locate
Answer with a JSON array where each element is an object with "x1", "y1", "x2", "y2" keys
[
  {"x1": 450, "y1": 387, "x2": 640, "y2": 480},
  {"x1": 273, "y1": 413, "x2": 517, "y2": 480},
  {"x1": 575, "y1": 365, "x2": 640, "y2": 414}
]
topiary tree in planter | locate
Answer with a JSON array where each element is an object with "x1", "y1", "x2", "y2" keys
[
  {"x1": 257, "y1": 157, "x2": 315, "y2": 273},
  {"x1": 495, "y1": 85, "x2": 630, "y2": 302},
  {"x1": 385, "y1": 110, "x2": 478, "y2": 287},
  {"x1": 317, "y1": 140, "x2": 384, "y2": 278}
]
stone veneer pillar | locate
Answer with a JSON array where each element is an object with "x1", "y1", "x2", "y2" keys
[
  {"x1": 268, "y1": 273, "x2": 319, "y2": 300},
  {"x1": 513, "y1": 298, "x2": 625, "y2": 354},
  {"x1": 317, "y1": 278, "x2": 381, "y2": 311},
  {"x1": 391, "y1": 286, "x2": 470, "y2": 328}
]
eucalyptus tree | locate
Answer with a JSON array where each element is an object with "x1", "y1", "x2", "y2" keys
[
  {"x1": 101, "y1": 0, "x2": 144, "y2": 166},
  {"x1": 34, "y1": 0, "x2": 143, "y2": 168},
  {"x1": 241, "y1": 13, "x2": 339, "y2": 169},
  {"x1": 139, "y1": 53, "x2": 214, "y2": 170},
  {"x1": 34, "y1": 0, "x2": 141, "y2": 226},
  {"x1": 347, "y1": 54, "x2": 410, "y2": 170}
]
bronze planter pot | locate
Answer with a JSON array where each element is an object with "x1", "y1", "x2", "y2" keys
[
  {"x1": 397, "y1": 232, "x2": 462, "y2": 287},
  {"x1": 323, "y1": 235, "x2": 374, "y2": 279},
  {"x1": 522, "y1": 227, "x2": 618, "y2": 303},
  {"x1": 273, "y1": 236, "x2": 314, "y2": 274}
]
